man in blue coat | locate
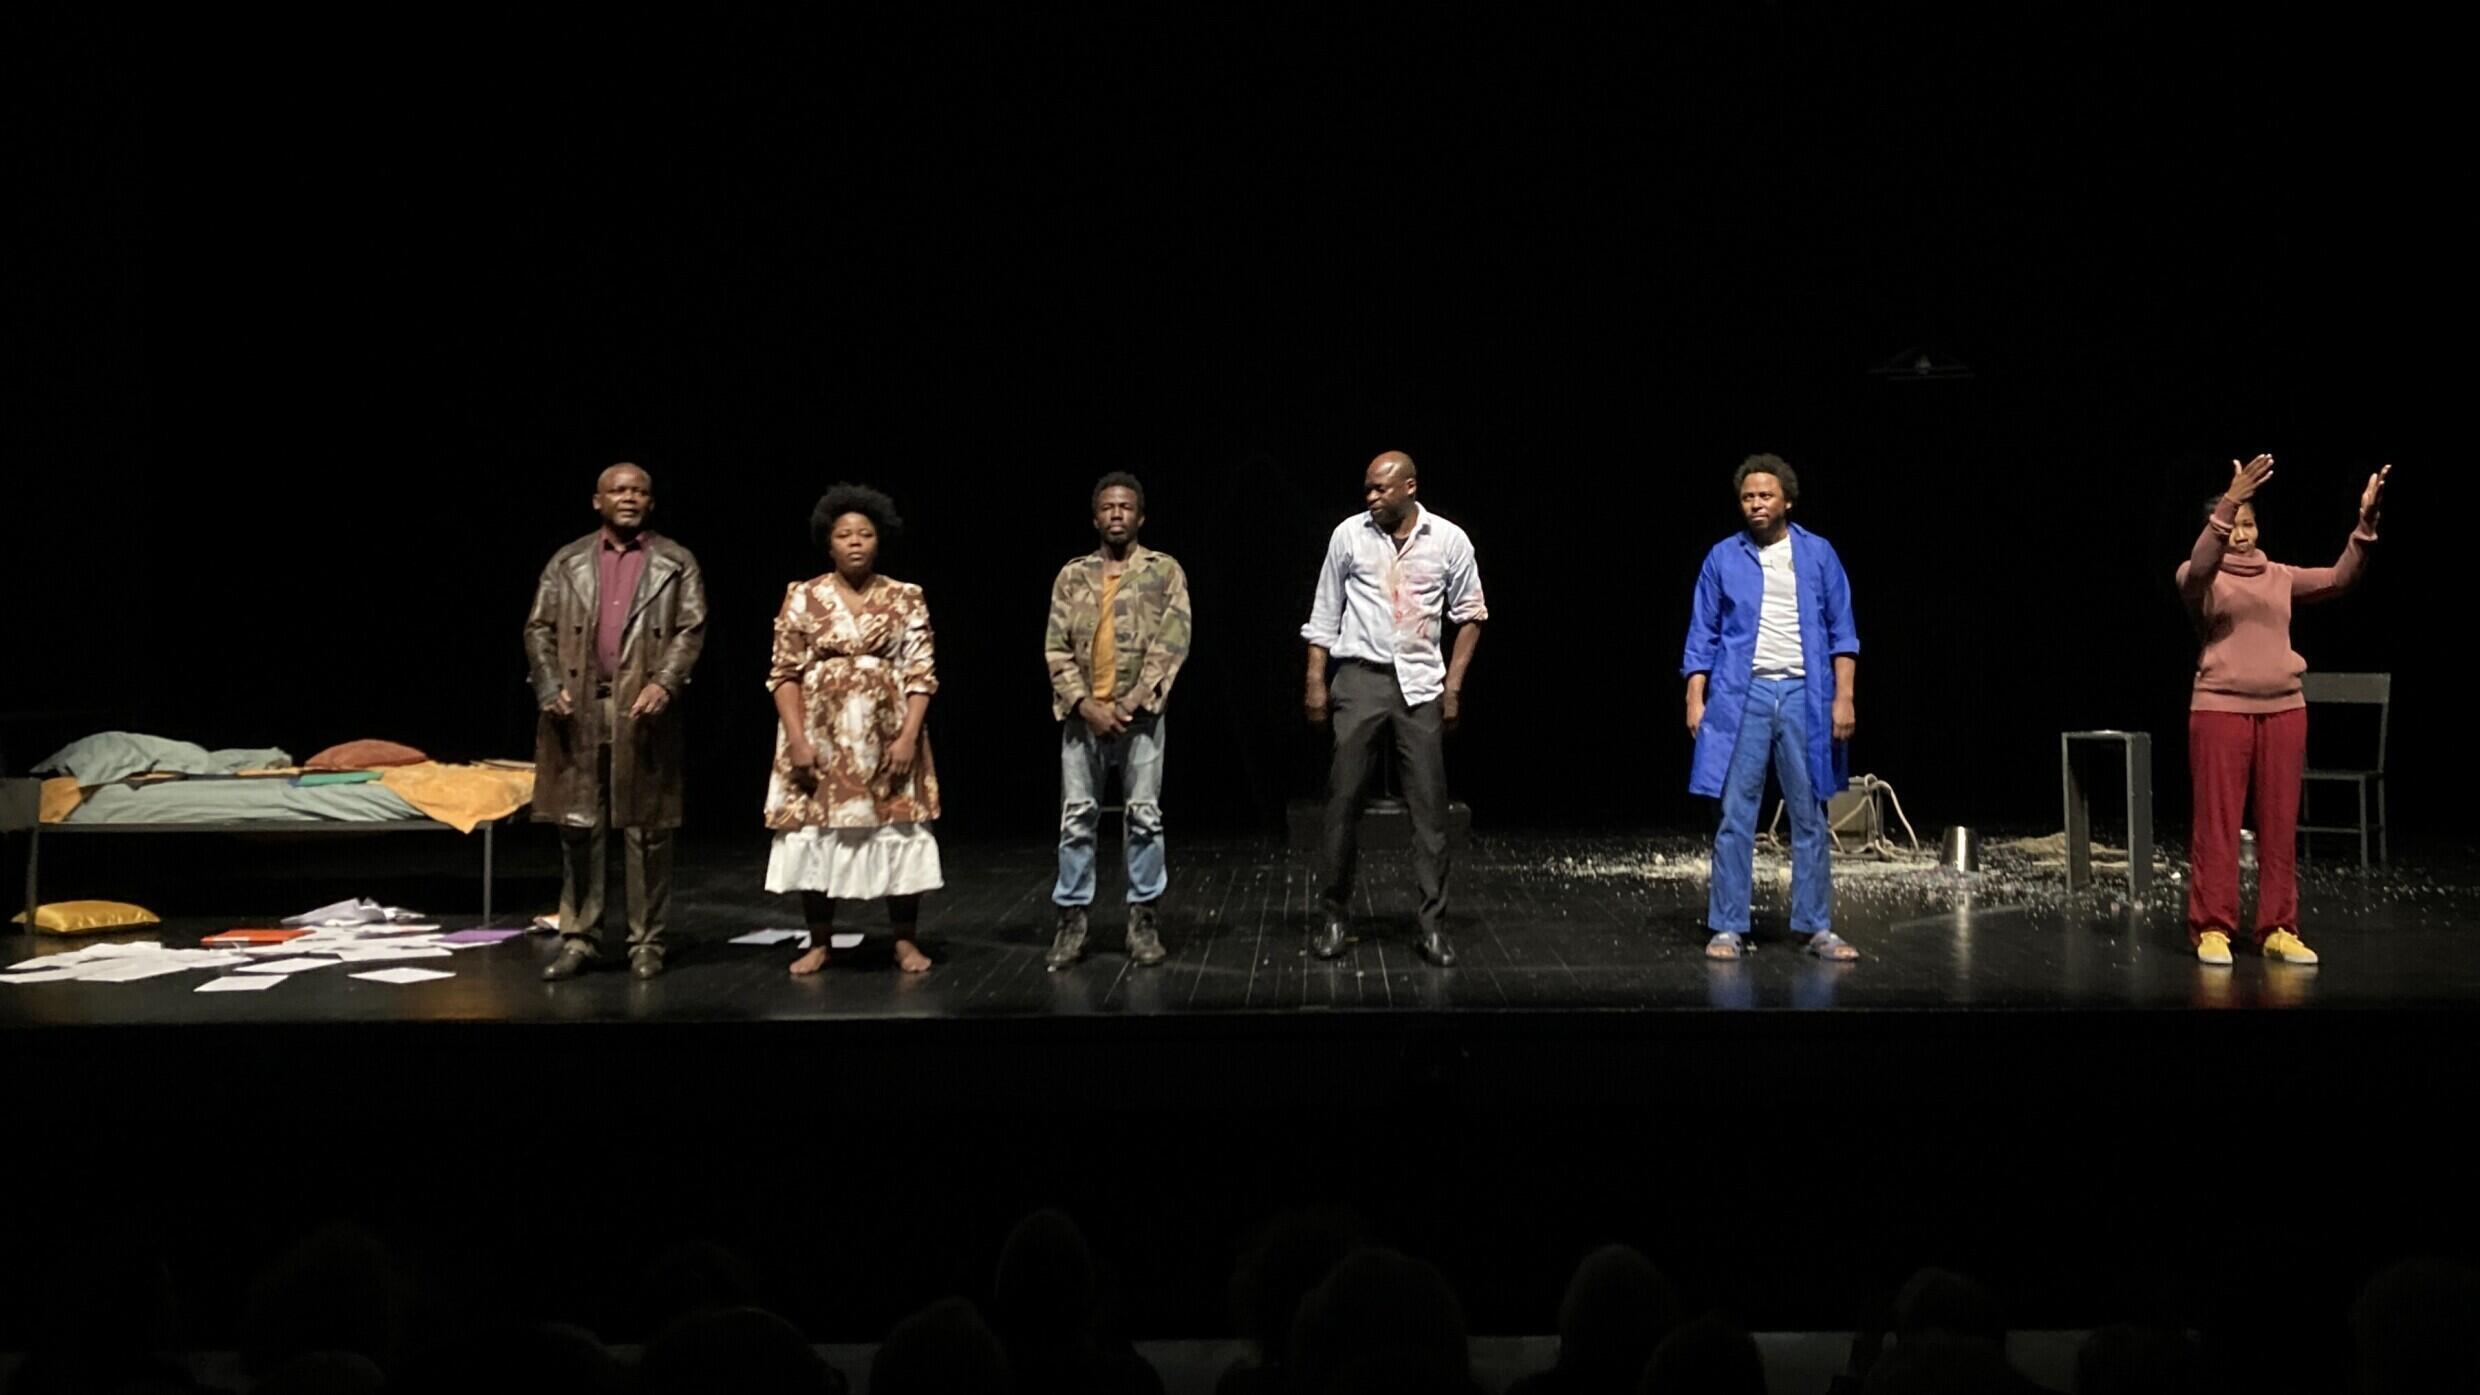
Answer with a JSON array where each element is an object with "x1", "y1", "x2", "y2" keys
[{"x1": 1681, "y1": 454, "x2": 1862, "y2": 960}]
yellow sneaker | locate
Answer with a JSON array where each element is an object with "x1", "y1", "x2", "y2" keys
[
  {"x1": 2262, "y1": 928, "x2": 2320, "y2": 965},
  {"x1": 2195, "y1": 930, "x2": 2234, "y2": 966}
]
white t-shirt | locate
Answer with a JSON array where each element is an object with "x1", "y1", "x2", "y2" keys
[{"x1": 1752, "y1": 535, "x2": 1805, "y2": 678}]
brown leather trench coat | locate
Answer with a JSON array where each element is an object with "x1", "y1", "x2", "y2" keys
[{"x1": 523, "y1": 531, "x2": 708, "y2": 829}]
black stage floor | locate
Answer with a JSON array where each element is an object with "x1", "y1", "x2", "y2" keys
[
  {"x1": 9, "y1": 829, "x2": 2477, "y2": 1024},
  {"x1": 8, "y1": 829, "x2": 2476, "y2": 1353}
]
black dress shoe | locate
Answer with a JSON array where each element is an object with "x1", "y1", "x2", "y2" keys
[
  {"x1": 1311, "y1": 914, "x2": 1350, "y2": 960},
  {"x1": 1416, "y1": 926, "x2": 1457, "y2": 968},
  {"x1": 542, "y1": 944, "x2": 597, "y2": 981},
  {"x1": 629, "y1": 948, "x2": 665, "y2": 980}
]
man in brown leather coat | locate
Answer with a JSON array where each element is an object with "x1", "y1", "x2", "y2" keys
[{"x1": 524, "y1": 463, "x2": 708, "y2": 980}]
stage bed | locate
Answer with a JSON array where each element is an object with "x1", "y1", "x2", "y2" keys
[{"x1": 3, "y1": 759, "x2": 527, "y2": 931}]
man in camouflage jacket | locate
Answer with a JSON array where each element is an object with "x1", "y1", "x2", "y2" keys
[{"x1": 1041, "y1": 471, "x2": 1193, "y2": 969}]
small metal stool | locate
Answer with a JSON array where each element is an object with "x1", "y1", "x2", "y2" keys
[{"x1": 2060, "y1": 730, "x2": 2152, "y2": 900}]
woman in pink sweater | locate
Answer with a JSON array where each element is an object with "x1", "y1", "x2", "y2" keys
[{"x1": 2176, "y1": 454, "x2": 2389, "y2": 966}]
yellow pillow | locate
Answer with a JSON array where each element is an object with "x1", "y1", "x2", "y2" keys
[{"x1": 11, "y1": 900, "x2": 163, "y2": 935}]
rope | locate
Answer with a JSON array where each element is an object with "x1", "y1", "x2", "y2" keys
[{"x1": 1760, "y1": 773, "x2": 1927, "y2": 860}]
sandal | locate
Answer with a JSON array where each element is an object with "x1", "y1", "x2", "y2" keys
[
  {"x1": 1804, "y1": 930, "x2": 1860, "y2": 961},
  {"x1": 1705, "y1": 931, "x2": 1750, "y2": 960}
]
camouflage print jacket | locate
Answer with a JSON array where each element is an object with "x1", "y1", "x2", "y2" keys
[{"x1": 1044, "y1": 544, "x2": 1193, "y2": 721}]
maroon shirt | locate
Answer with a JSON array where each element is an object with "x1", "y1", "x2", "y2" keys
[{"x1": 595, "y1": 527, "x2": 655, "y2": 680}]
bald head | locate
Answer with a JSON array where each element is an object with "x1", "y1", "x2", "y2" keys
[
  {"x1": 593, "y1": 462, "x2": 654, "y2": 535},
  {"x1": 598, "y1": 462, "x2": 653, "y2": 493},
  {"x1": 1362, "y1": 450, "x2": 1420, "y2": 534}
]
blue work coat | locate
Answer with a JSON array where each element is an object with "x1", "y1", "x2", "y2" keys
[{"x1": 1680, "y1": 523, "x2": 1860, "y2": 799}]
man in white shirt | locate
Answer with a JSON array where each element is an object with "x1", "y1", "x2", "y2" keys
[{"x1": 1302, "y1": 451, "x2": 1489, "y2": 966}]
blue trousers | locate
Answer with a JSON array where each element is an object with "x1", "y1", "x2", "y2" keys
[
  {"x1": 1053, "y1": 713, "x2": 1167, "y2": 906},
  {"x1": 1707, "y1": 677, "x2": 1832, "y2": 934}
]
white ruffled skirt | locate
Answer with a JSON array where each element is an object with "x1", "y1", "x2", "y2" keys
[{"x1": 764, "y1": 823, "x2": 944, "y2": 898}]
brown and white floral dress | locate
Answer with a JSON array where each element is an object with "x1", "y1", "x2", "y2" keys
[{"x1": 761, "y1": 573, "x2": 944, "y2": 897}]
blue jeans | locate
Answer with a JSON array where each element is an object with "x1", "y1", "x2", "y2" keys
[
  {"x1": 1708, "y1": 677, "x2": 1832, "y2": 934},
  {"x1": 1053, "y1": 712, "x2": 1167, "y2": 906}
]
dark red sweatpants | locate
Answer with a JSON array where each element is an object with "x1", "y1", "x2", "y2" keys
[{"x1": 2186, "y1": 707, "x2": 2306, "y2": 943}]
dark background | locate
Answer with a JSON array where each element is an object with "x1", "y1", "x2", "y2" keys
[
  {"x1": 11, "y1": 8, "x2": 2462, "y2": 841},
  {"x1": 3, "y1": 14, "x2": 2474, "y2": 1373}
]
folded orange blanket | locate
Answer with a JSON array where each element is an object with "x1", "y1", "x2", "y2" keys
[
  {"x1": 377, "y1": 762, "x2": 536, "y2": 833},
  {"x1": 39, "y1": 778, "x2": 82, "y2": 824}
]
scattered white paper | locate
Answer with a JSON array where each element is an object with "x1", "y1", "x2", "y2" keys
[
  {"x1": 285, "y1": 897, "x2": 384, "y2": 927},
  {"x1": 79, "y1": 959, "x2": 206, "y2": 983},
  {"x1": 236, "y1": 957, "x2": 344, "y2": 975},
  {"x1": 6, "y1": 960, "x2": 83, "y2": 975},
  {"x1": 285, "y1": 898, "x2": 430, "y2": 928},
  {"x1": 330, "y1": 946, "x2": 454, "y2": 962},
  {"x1": 4, "y1": 943, "x2": 248, "y2": 983},
  {"x1": 279, "y1": 929, "x2": 446, "y2": 952},
  {"x1": 349, "y1": 967, "x2": 454, "y2": 984},
  {"x1": 195, "y1": 975, "x2": 283, "y2": 993},
  {"x1": 7, "y1": 941, "x2": 163, "y2": 970},
  {"x1": 728, "y1": 929, "x2": 844, "y2": 948}
]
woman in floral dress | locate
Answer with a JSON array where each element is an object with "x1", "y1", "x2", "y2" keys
[{"x1": 765, "y1": 483, "x2": 940, "y2": 974}]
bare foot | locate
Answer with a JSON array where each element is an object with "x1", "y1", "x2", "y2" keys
[
  {"x1": 788, "y1": 946, "x2": 830, "y2": 975},
  {"x1": 892, "y1": 938, "x2": 932, "y2": 973}
]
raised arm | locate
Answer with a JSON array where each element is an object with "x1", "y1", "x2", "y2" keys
[
  {"x1": 2292, "y1": 464, "x2": 2388, "y2": 604},
  {"x1": 2179, "y1": 454, "x2": 2274, "y2": 605}
]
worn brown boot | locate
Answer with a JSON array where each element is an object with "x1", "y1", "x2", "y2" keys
[
  {"x1": 1126, "y1": 901, "x2": 1167, "y2": 966},
  {"x1": 1045, "y1": 905, "x2": 1089, "y2": 970}
]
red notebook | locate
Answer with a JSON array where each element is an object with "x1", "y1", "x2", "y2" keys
[{"x1": 199, "y1": 928, "x2": 312, "y2": 946}]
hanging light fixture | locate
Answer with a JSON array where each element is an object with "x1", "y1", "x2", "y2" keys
[{"x1": 1870, "y1": 345, "x2": 1973, "y2": 381}]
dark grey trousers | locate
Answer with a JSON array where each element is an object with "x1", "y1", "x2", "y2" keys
[
  {"x1": 557, "y1": 739, "x2": 675, "y2": 957},
  {"x1": 1319, "y1": 659, "x2": 1450, "y2": 931}
]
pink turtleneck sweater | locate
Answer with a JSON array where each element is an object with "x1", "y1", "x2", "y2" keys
[{"x1": 2175, "y1": 498, "x2": 2376, "y2": 713}]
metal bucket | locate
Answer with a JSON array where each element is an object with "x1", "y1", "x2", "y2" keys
[{"x1": 1940, "y1": 825, "x2": 1980, "y2": 871}]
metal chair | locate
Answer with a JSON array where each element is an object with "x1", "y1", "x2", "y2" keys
[{"x1": 2299, "y1": 672, "x2": 2389, "y2": 869}]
